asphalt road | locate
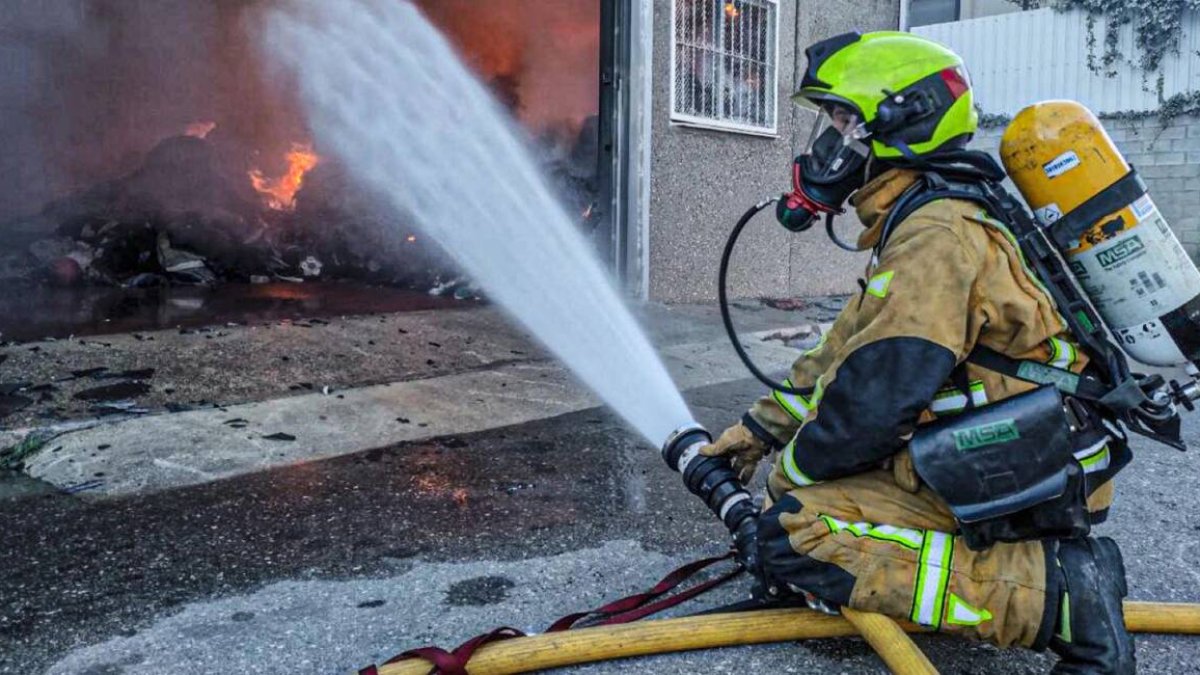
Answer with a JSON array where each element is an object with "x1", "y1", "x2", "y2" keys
[{"x1": 3, "y1": 376, "x2": 1199, "y2": 674}]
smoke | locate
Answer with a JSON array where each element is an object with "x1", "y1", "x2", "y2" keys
[
  {"x1": 416, "y1": 0, "x2": 599, "y2": 136},
  {"x1": 0, "y1": 0, "x2": 303, "y2": 223},
  {"x1": 0, "y1": 0, "x2": 599, "y2": 225}
]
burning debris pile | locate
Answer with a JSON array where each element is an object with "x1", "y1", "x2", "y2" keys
[
  {"x1": 0, "y1": 127, "x2": 458, "y2": 292},
  {"x1": 0, "y1": 115, "x2": 599, "y2": 296},
  {"x1": 0, "y1": 0, "x2": 601, "y2": 301}
]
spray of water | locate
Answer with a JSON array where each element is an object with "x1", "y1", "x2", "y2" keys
[{"x1": 262, "y1": 0, "x2": 693, "y2": 446}]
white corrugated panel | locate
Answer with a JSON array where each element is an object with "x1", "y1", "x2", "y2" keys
[{"x1": 913, "y1": 8, "x2": 1200, "y2": 116}]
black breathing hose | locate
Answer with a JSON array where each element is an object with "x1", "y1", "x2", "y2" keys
[
  {"x1": 824, "y1": 212, "x2": 862, "y2": 252},
  {"x1": 718, "y1": 198, "x2": 813, "y2": 397}
]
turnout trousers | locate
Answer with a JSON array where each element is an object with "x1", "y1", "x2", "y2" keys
[{"x1": 759, "y1": 469, "x2": 1059, "y2": 649}]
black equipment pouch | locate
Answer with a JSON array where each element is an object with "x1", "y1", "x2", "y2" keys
[{"x1": 909, "y1": 385, "x2": 1090, "y2": 551}]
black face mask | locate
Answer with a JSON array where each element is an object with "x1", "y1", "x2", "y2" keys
[{"x1": 777, "y1": 113, "x2": 871, "y2": 233}]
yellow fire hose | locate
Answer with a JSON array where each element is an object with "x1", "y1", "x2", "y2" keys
[{"x1": 374, "y1": 601, "x2": 1200, "y2": 675}]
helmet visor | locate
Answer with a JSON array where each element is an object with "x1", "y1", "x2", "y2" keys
[{"x1": 801, "y1": 103, "x2": 871, "y2": 186}]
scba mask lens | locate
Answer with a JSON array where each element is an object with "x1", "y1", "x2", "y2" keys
[
  {"x1": 778, "y1": 103, "x2": 871, "y2": 233},
  {"x1": 801, "y1": 104, "x2": 870, "y2": 194}
]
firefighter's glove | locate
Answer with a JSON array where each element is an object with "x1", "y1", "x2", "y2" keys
[{"x1": 699, "y1": 422, "x2": 770, "y2": 486}]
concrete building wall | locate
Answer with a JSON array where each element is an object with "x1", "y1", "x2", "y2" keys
[
  {"x1": 646, "y1": 0, "x2": 900, "y2": 303},
  {"x1": 970, "y1": 115, "x2": 1200, "y2": 259}
]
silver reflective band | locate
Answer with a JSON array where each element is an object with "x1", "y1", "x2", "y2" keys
[
  {"x1": 782, "y1": 439, "x2": 819, "y2": 487},
  {"x1": 1073, "y1": 438, "x2": 1111, "y2": 474},
  {"x1": 929, "y1": 381, "x2": 988, "y2": 415},
  {"x1": 718, "y1": 492, "x2": 752, "y2": 521},
  {"x1": 911, "y1": 531, "x2": 954, "y2": 628},
  {"x1": 677, "y1": 442, "x2": 705, "y2": 473}
]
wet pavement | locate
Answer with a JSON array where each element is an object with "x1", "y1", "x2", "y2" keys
[
  {"x1": 0, "y1": 301, "x2": 824, "y2": 431},
  {"x1": 3, "y1": 375, "x2": 1199, "y2": 674},
  {"x1": 0, "y1": 281, "x2": 466, "y2": 344},
  {"x1": 0, "y1": 307, "x2": 534, "y2": 430}
]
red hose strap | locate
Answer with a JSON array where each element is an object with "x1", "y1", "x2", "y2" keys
[
  {"x1": 547, "y1": 552, "x2": 734, "y2": 632},
  {"x1": 596, "y1": 566, "x2": 743, "y2": 626},
  {"x1": 365, "y1": 552, "x2": 740, "y2": 674}
]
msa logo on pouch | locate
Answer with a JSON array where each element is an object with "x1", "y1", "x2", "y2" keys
[
  {"x1": 953, "y1": 419, "x2": 1020, "y2": 451},
  {"x1": 1097, "y1": 236, "x2": 1145, "y2": 269},
  {"x1": 1043, "y1": 151, "x2": 1081, "y2": 179}
]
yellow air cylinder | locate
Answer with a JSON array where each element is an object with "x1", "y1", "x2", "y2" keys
[{"x1": 1000, "y1": 100, "x2": 1200, "y2": 367}]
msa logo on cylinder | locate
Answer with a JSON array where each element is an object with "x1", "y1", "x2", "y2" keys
[
  {"x1": 1097, "y1": 236, "x2": 1145, "y2": 269},
  {"x1": 953, "y1": 419, "x2": 1020, "y2": 451}
]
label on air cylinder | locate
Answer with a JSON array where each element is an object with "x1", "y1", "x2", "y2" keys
[
  {"x1": 1067, "y1": 197, "x2": 1200, "y2": 365},
  {"x1": 1034, "y1": 203, "x2": 1063, "y2": 226},
  {"x1": 1112, "y1": 319, "x2": 1187, "y2": 366},
  {"x1": 1043, "y1": 150, "x2": 1081, "y2": 179}
]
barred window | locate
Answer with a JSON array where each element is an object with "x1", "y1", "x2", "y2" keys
[{"x1": 671, "y1": 0, "x2": 779, "y2": 135}]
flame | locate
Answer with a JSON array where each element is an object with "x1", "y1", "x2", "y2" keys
[
  {"x1": 249, "y1": 143, "x2": 320, "y2": 210},
  {"x1": 724, "y1": 2, "x2": 739, "y2": 18},
  {"x1": 184, "y1": 121, "x2": 217, "y2": 139}
]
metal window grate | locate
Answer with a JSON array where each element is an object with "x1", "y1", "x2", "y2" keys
[{"x1": 671, "y1": 0, "x2": 778, "y2": 134}]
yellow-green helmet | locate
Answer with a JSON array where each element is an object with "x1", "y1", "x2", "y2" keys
[{"x1": 795, "y1": 31, "x2": 977, "y2": 159}]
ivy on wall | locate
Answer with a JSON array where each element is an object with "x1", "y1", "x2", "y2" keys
[
  {"x1": 1017, "y1": 0, "x2": 1200, "y2": 76},
  {"x1": 978, "y1": 1, "x2": 1200, "y2": 127},
  {"x1": 978, "y1": 89, "x2": 1200, "y2": 128}
]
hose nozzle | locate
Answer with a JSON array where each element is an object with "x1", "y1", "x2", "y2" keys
[{"x1": 662, "y1": 422, "x2": 760, "y2": 575}]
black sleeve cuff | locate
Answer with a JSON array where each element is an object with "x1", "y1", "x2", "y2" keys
[{"x1": 742, "y1": 412, "x2": 783, "y2": 451}]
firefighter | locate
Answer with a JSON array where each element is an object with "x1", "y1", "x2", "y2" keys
[{"x1": 702, "y1": 32, "x2": 1135, "y2": 673}]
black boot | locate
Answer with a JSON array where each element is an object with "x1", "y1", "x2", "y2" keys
[{"x1": 1049, "y1": 537, "x2": 1135, "y2": 674}]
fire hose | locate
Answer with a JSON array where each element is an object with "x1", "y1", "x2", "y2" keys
[{"x1": 364, "y1": 600, "x2": 1200, "y2": 675}]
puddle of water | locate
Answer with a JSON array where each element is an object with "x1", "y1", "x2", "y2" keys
[{"x1": 0, "y1": 281, "x2": 469, "y2": 342}]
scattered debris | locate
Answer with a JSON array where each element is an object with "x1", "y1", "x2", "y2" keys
[
  {"x1": 96, "y1": 368, "x2": 155, "y2": 380},
  {"x1": 68, "y1": 367, "x2": 109, "y2": 380},
  {"x1": 761, "y1": 297, "x2": 808, "y2": 311},
  {"x1": 62, "y1": 479, "x2": 105, "y2": 495},
  {"x1": 429, "y1": 276, "x2": 480, "y2": 300},
  {"x1": 0, "y1": 384, "x2": 34, "y2": 417},
  {"x1": 299, "y1": 255, "x2": 323, "y2": 277},
  {"x1": 261, "y1": 432, "x2": 296, "y2": 442},
  {"x1": 90, "y1": 400, "x2": 151, "y2": 416},
  {"x1": 73, "y1": 381, "x2": 152, "y2": 402},
  {"x1": 761, "y1": 325, "x2": 822, "y2": 351},
  {"x1": 814, "y1": 296, "x2": 850, "y2": 313}
]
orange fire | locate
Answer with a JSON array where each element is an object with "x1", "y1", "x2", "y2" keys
[
  {"x1": 249, "y1": 143, "x2": 320, "y2": 211},
  {"x1": 724, "y1": 2, "x2": 739, "y2": 18},
  {"x1": 184, "y1": 121, "x2": 217, "y2": 139}
]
